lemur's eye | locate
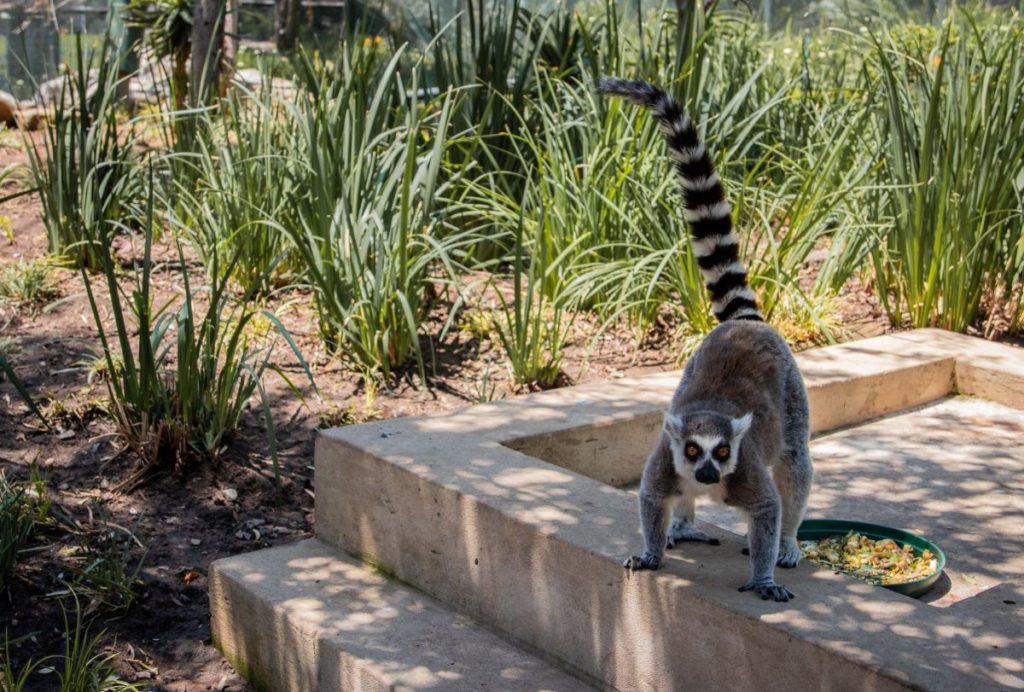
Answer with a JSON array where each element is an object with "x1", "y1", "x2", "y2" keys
[
  {"x1": 716, "y1": 446, "x2": 730, "y2": 460},
  {"x1": 685, "y1": 444, "x2": 700, "y2": 459}
]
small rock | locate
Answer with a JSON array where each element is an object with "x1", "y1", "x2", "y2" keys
[
  {"x1": 244, "y1": 518, "x2": 265, "y2": 529},
  {"x1": 35, "y1": 70, "x2": 99, "y2": 109},
  {"x1": 15, "y1": 106, "x2": 45, "y2": 131},
  {"x1": 190, "y1": 538, "x2": 202, "y2": 546},
  {"x1": 223, "y1": 488, "x2": 238, "y2": 502},
  {"x1": 231, "y1": 67, "x2": 263, "y2": 90}
]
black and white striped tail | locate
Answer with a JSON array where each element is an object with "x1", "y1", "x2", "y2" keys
[{"x1": 596, "y1": 77, "x2": 762, "y2": 323}]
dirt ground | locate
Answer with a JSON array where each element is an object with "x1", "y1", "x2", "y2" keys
[{"x1": 0, "y1": 132, "x2": 936, "y2": 690}]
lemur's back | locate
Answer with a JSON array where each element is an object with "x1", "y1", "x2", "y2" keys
[{"x1": 677, "y1": 320, "x2": 793, "y2": 410}]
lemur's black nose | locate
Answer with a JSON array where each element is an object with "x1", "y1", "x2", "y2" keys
[{"x1": 695, "y1": 464, "x2": 720, "y2": 484}]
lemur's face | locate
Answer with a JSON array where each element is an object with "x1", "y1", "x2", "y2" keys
[{"x1": 664, "y1": 411, "x2": 752, "y2": 484}]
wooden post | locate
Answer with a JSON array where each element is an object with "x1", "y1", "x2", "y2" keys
[
  {"x1": 223, "y1": 0, "x2": 239, "y2": 84},
  {"x1": 190, "y1": 0, "x2": 225, "y2": 107},
  {"x1": 275, "y1": 0, "x2": 302, "y2": 53}
]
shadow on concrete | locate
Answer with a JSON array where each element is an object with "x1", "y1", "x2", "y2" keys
[{"x1": 221, "y1": 332, "x2": 1024, "y2": 689}]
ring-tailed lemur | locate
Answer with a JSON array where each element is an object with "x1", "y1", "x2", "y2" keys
[{"x1": 597, "y1": 77, "x2": 812, "y2": 602}]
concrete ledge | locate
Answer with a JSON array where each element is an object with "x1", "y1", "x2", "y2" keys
[
  {"x1": 314, "y1": 330, "x2": 1024, "y2": 690},
  {"x1": 210, "y1": 539, "x2": 595, "y2": 691}
]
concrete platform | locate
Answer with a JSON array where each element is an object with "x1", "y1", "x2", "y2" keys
[
  {"x1": 213, "y1": 329, "x2": 1024, "y2": 690},
  {"x1": 211, "y1": 539, "x2": 596, "y2": 691}
]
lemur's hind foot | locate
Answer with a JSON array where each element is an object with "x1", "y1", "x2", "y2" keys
[
  {"x1": 666, "y1": 519, "x2": 721, "y2": 548},
  {"x1": 777, "y1": 537, "x2": 802, "y2": 568}
]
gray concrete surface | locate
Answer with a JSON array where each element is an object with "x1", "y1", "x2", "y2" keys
[
  {"x1": 212, "y1": 539, "x2": 597, "y2": 691},
  {"x1": 690, "y1": 396, "x2": 1024, "y2": 606},
  {"x1": 213, "y1": 329, "x2": 1024, "y2": 691},
  {"x1": 812, "y1": 396, "x2": 1024, "y2": 604}
]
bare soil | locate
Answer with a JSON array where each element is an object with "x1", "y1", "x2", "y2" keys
[{"x1": 0, "y1": 133, "x2": 920, "y2": 690}]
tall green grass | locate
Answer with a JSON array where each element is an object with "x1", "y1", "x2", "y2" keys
[
  {"x1": 82, "y1": 173, "x2": 313, "y2": 484},
  {"x1": 169, "y1": 85, "x2": 300, "y2": 295},
  {"x1": 25, "y1": 36, "x2": 143, "y2": 269},
  {"x1": 425, "y1": 0, "x2": 557, "y2": 214},
  {"x1": 1, "y1": 596, "x2": 141, "y2": 691},
  {"x1": 491, "y1": 206, "x2": 577, "y2": 388},
  {"x1": 31, "y1": 1, "x2": 1023, "y2": 399},
  {"x1": 839, "y1": 11, "x2": 1024, "y2": 331},
  {"x1": 453, "y1": 74, "x2": 712, "y2": 335},
  {"x1": 284, "y1": 43, "x2": 464, "y2": 382},
  {"x1": 452, "y1": 46, "x2": 863, "y2": 349}
]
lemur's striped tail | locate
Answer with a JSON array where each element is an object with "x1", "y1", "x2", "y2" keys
[{"x1": 596, "y1": 77, "x2": 762, "y2": 323}]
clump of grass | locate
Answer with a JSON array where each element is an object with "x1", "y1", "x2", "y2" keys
[
  {"x1": 771, "y1": 291, "x2": 848, "y2": 349},
  {"x1": 24, "y1": 35, "x2": 144, "y2": 269},
  {"x1": 170, "y1": 84, "x2": 301, "y2": 296},
  {"x1": 840, "y1": 11, "x2": 1024, "y2": 331},
  {"x1": 490, "y1": 207, "x2": 575, "y2": 389},
  {"x1": 0, "y1": 636, "x2": 39, "y2": 692},
  {"x1": 0, "y1": 467, "x2": 49, "y2": 593},
  {"x1": 60, "y1": 518, "x2": 146, "y2": 615},
  {"x1": 56, "y1": 595, "x2": 142, "y2": 691},
  {"x1": 458, "y1": 307, "x2": 495, "y2": 342},
  {"x1": 0, "y1": 258, "x2": 63, "y2": 308},
  {"x1": 425, "y1": 0, "x2": 557, "y2": 214},
  {"x1": 2, "y1": 597, "x2": 141, "y2": 692},
  {"x1": 82, "y1": 172, "x2": 315, "y2": 488},
  {"x1": 285, "y1": 41, "x2": 464, "y2": 383},
  {"x1": 317, "y1": 382, "x2": 383, "y2": 428},
  {"x1": 57, "y1": 623, "x2": 140, "y2": 691}
]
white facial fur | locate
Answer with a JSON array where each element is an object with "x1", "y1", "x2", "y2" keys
[{"x1": 665, "y1": 412, "x2": 753, "y2": 481}]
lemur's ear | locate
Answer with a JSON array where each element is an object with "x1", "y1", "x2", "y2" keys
[
  {"x1": 731, "y1": 412, "x2": 753, "y2": 441},
  {"x1": 663, "y1": 413, "x2": 684, "y2": 435}
]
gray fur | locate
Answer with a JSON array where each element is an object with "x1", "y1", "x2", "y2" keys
[
  {"x1": 599, "y1": 78, "x2": 812, "y2": 602},
  {"x1": 627, "y1": 322, "x2": 812, "y2": 602}
]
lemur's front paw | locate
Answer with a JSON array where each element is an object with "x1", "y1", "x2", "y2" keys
[
  {"x1": 623, "y1": 553, "x2": 661, "y2": 571},
  {"x1": 777, "y1": 538, "x2": 802, "y2": 568},
  {"x1": 666, "y1": 521, "x2": 721, "y2": 548},
  {"x1": 739, "y1": 579, "x2": 794, "y2": 602}
]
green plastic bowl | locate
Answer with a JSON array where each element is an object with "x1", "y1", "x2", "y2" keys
[{"x1": 797, "y1": 519, "x2": 946, "y2": 598}]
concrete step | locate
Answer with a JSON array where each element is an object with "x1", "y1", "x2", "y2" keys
[{"x1": 210, "y1": 538, "x2": 595, "y2": 692}]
